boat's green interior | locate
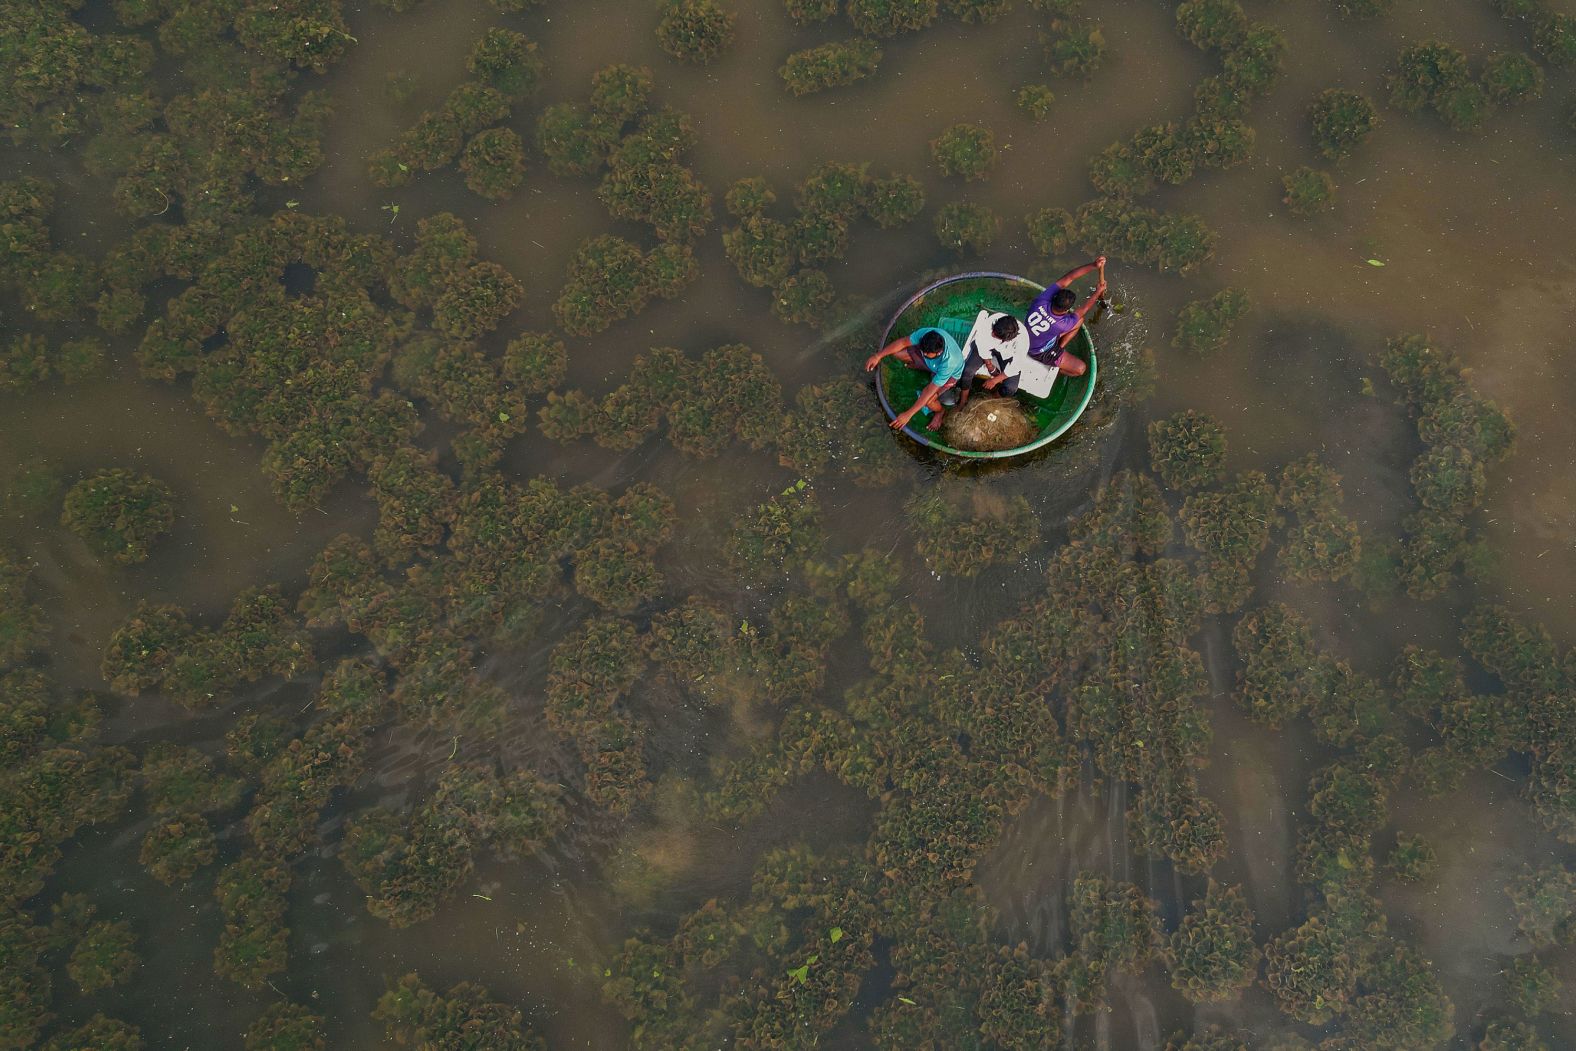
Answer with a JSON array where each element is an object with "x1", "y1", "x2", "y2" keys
[{"x1": 878, "y1": 276, "x2": 1098, "y2": 458}]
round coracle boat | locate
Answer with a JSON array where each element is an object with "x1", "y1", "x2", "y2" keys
[{"x1": 874, "y1": 271, "x2": 1098, "y2": 459}]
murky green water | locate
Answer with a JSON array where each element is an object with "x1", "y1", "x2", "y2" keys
[{"x1": 3, "y1": 0, "x2": 1576, "y2": 1048}]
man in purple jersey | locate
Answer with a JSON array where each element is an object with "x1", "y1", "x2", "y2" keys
[{"x1": 1022, "y1": 255, "x2": 1105, "y2": 377}]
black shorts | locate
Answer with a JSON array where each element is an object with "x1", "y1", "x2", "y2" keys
[{"x1": 962, "y1": 348, "x2": 1020, "y2": 396}]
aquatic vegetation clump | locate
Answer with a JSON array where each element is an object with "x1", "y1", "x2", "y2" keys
[
  {"x1": 1507, "y1": 955, "x2": 1559, "y2": 1015},
  {"x1": 546, "y1": 617, "x2": 652, "y2": 811},
  {"x1": 1386, "y1": 832, "x2": 1436, "y2": 883},
  {"x1": 722, "y1": 160, "x2": 918, "y2": 314},
  {"x1": 553, "y1": 235, "x2": 696, "y2": 335},
  {"x1": 1074, "y1": 198, "x2": 1218, "y2": 273},
  {"x1": 726, "y1": 481, "x2": 825, "y2": 585},
  {"x1": 140, "y1": 213, "x2": 425, "y2": 511},
  {"x1": 657, "y1": 0, "x2": 738, "y2": 63},
  {"x1": 1507, "y1": 865, "x2": 1576, "y2": 946},
  {"x1": 1276, "y1": 455, "x2": 1361, "y2": 583},
  {"x1": 1176, "y1": 0, "x2": 1250, "y2": 52},
  {"x1": 38, "y1": 1015, "x2": 144, "y2": 1051},
  {"x1": 375, "y1": 973, "x2": 543, "y2": 1050},
  {"x1": 1478, "y1": 1019, "x2": 1550, "y2": 1051},
  {"x1": 930, "y1": 123, "x2": 997, "y2": 180},
  {"x1": 780, "y1": 38, "x2": 884, "y2": 95},
  {"x1": 778, "y1": 379, "x2": 907, "y2": 486},
  {"x1": 1173, "y1": 288, "x2": 1249, "y2": 355},
  {"x1": 1491, "y1": 0, "x2": 1576, "y2": 67},
  {"x1": 0, "y1": 3, "x2": 155, "y2": 146},
  {"x1": 1482, "y1": 51, "x2": 1546, "y2": 105},
  {"x1": 935, "y1": 201, "x2": 1000, "y2": 254},
  {"x1": 212, "y1": 855, "x2": 292, "y2": 989},
  {"x1": 60, "y1": 469, "x2": 175, "y2": 565},
  {"x1": 67, "y1": 918, "x2": 140, "y2": 993},
  {"x1": 1169, "y1": 880, "x2": 1261, "y2": 1002},
  {"x1": 370, "y1": 27, "x2": 541, "y2": 195},
  {"x1": 1016, "y1": 84, "x2": 1057, "y2": 120},
  {"x1": 785, "y1": 0, "x2": 840, "y2": 24},
  {"x1": 1027, "y1": 206, "x2": 1074, "y2": 255},
  {"x1": 906, "y1": 485, "x2": 1039, "y2": 577},
  {"x1": 244, "y1": 1002, "x2": 325, "y2": 1051},
  {"x1": 1232, "y1": 603, "x2": 1332, "y2": 725},
  {"x1": 847, "y1": 0, "x2": 939, "y2": 37},
  {"x1": 1061, "y1": 874, "x2": 1164, "y2": 1011},
  {"x1": 459, "y1": 127, "x2": 527, "y2": 199},
  {"x1": 1042, "y1": 15, "x2": 1108, "y2": 80},
  {"x1": 140, "y1": 814, "x2": 218, "y2": 885},
  {"x1": 1386, "y1": 41, "x2": 1506, "y2": 131},
  {"x1": 0, "y1": 178, "x2": 100, "y2": 323},
  {"x1": 1309, "y1": 89, "x2": 1379, "y2": 159},
  {"x1": 468, "y1": 28, "x2": 544, "y2": 98},
  {"x1": 342, "y1": 763, "x2": 565, "y2": 925},
  {"x1": 1181, "y1": 471, "x2": 1279, "y2": 611},
  {"x1": 102, "y1": 586, "x2": 315, "y2": 707},
  {"x1": 1381, "y1": 334, "x2": 1513, "y2": 597},
  {"x1": 1282, "y1": 167, "x2": 1336, "y2": 215},
  {"x1": 1148, "y1": 410, "x2": 1227, "y2": 491},
  {"x1": 1263, "y1": 890, "x2": 1387, "y2": 1024}
]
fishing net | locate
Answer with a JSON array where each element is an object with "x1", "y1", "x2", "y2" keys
[{"x1": 942, "y1": 396, "x2": 1038, "y2": 452}]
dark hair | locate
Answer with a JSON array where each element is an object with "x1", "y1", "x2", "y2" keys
[
  {"x1": 917, "y1": 330, "x2": 946, "y2": 356},
  {"x1": 991, "y1": 315, "x2": 1019, "y2": 341},
  {"x1": 1050, "y1": 288, "x2": 1077, "y2": 311}
]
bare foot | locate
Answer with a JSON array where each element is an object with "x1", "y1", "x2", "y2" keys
[{"x1": 926, "y1": 411, "x2": 945, "y2": 432}]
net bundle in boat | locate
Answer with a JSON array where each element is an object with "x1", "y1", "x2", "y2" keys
[{"x1": 942, "y1": 396, "x2": 1037, "y2": 452}]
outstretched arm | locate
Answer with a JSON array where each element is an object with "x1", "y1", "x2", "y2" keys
[
  {"x1": 892, "y1": 381, "x2": 945, "y2": 429},
  {"x1": 865, "y1": 335, "x2": 913, "y2": 372},
  {"x1": 1054, "y1": 255, "x2": 1106, "y2": 289},
  {"x1": 1060, "y1": 264, "x2": 1108, "y2": 347}
]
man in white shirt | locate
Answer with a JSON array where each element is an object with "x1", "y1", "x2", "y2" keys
[{"x1": 961, "y1": 312, "x2": 1027, "y2": 398}]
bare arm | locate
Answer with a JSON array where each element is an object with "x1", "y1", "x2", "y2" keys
[
  {"x1": 1062, "y1": 267, "x2": 1108, "y2": 344},
  {"x1": 865, "y1": 335, "x2": 913, "y2": 372},
  {"x1": 1055, "y1": 259, "x2": 1101, "y2": 287},
  {"x1": 892, "y1": 381, "x2": 945, "y2": 429}
]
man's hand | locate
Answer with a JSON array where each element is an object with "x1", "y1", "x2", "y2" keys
[
  {"x1": 864, "y1": 352, "x2": 884, "y2": 372},
  {"x1": 1095, "y1": 255, "x2": 1106, "y2": 269},
  {"x1": 1095, "y1": 279, "x2": 1108, "y2": 298},
  {"x1": 890, "y1": 411, "x2": 913, "y2": 430}
]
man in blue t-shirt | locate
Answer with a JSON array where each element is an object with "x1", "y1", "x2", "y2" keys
[
  {"x1": 864, "y1": 326, "x2": 966, "y2": 431},
  {"x1": 1023, "y1": 256, "x2": 1105, "y2": 377}
]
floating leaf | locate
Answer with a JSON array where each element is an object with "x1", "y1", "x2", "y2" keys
[
  {"x1": 1366, "y1": 258, "x2": 1385, "y2": 267},
  {"x1": 787, "y1": 964, "x2": 809, "y2": 984},
  {"x1": 498, "y1": 411, "x2": 510, "y2": 423},
  {"x1": 829, "y1": 927, "x2": 844, "y2": 944},
  {"x1": 898, "y1": 996, "x2": 917, "y2": 1005}
]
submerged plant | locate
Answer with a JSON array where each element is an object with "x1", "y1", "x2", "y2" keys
[
  {"x1": 657, "y1": 0, "x2": 738, "y2": 64},
  {"x1": 934, "y1": 201, "x2": 1000, "y2": 254},
  {"x1": 1148, "y1": 410, "x2": 1227, "y2": 491},
  {"x1": 375, "y1": 973, "x2": 542, "y2": 1050},
  {"x1": 1482, "y1": 51, "x2": 1545, "y2": 105},
  {"x1": 1170, "y1": 881, "x2": 1261, "y2": 1003},
  {"x1": 244, "y1": 1002, "x2": 326, "y2": 1051},
  {"x1": 1173, "y1": 288, "x2": 1249, "y2": 355},
  {"x1": 1507, "y1": 865, "x2": 1576, "y2": 947},
  {"x1": 1507, "y1": 955, "x2": 1559, "y2": 1016},
  {"x1": 1016, "y1": 84, "x2": 1057, "y2": 120},
  {"x1": 1309, "y1": 88, "x2": 1379, "y2": 159},
  {"x1": 1386, "y1": 832, "x2": 1437, "y2": 883},
  {"x1": 1282, "y1": 167, "x2": 1336, "y2": 215},
  {"x1": 60, "y1": 469, "x2": 175, "y2": 565},
  {"x1": 930, "y1": 123, "x2": 997, "y2": 180},
  {"x1": 780, "y1": 39, "x2": 884, "y2": 95}
]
